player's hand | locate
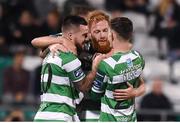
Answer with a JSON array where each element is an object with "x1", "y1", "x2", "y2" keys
[
  {"x1": 113, "y1": 82, "x2": 137, "y2": 101},
  {"x1": 92, "y1": 53, "x2": 106, "y2": 71},
  {"x1": 49, "y1": 43, "x2": 69, "y2": 57}
]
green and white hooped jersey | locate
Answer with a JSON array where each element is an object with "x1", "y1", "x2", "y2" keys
[
  {"x1": 91, "y1": 50, "x2": 145, "y2": 122},
  {"x1": 34, "y1": 52, "x2": 85, "y2": 122}
]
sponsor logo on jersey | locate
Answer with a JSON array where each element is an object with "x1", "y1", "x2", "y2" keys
[
  {"x1": 74, "y1": 68, "x2": 84, "y2": 78},
  {"x1": 94, "y1": 79, "x2": 103, "y2": 89}
]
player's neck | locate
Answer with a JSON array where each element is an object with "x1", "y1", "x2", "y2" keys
[
  {"x1": 62, "y1": 35, "x2": 77, "y2": 55},
  {"x1": 113, "y1": 39, "x2": 131, "y2": 53}
]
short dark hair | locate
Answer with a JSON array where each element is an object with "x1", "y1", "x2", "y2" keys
[
  {"x1": 62, "y1": 15, "x2": 87, "y2": 32},
  {"x1": 111, "y1": 17, "x2": 133, "y2": 41}
]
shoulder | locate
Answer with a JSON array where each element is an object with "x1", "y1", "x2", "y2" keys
[
  {"x1": 131, "y1": 50, "x2": 144, "y2": 59},
  {"x1": 97, "y1": 58, "x2": 112, "y2": 73},
  {"x1": 59, "y1": 52, "x2": 79, "y2": 65}
]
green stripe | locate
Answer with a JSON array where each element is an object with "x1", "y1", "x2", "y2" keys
[
  {"x1": 38, "y1": 102, "x2": 76, "y2": 116},
  {"x1": 59, "y1": 52, "x2": 77, "y2": 66},
  {"x1": 106, "y1": 78, "x2": 139, "y2": 90},
  {"x1": 80, "y1": 119, "x2": 99, "y2": 122},
  {"x1": 89, "y1": 90, "x2": 103, "y2": 101},
  {"x1": 34, "y1": 119, "x2": 65, "y2": 122},
  {"x1": 111, "y1": 53, "x2": 121, "y2": 62},
  {"x1": 99, "y1": 111, "x2": 136, "y2": 121},
  {"x1": 41, "y1": 63, "x2": 67, "y2": 77},
  {"x1": 99, "y1": 112, "x2": 117, "y2": 121},
  {"x1": 41, "y1": 82, "x2": 79, "y2": 99},
  {"x1": 101, "y1": 96, "x2": 134, "y2": 109}
]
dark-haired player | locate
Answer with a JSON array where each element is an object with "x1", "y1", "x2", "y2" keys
[
  {"x1": 34, "y1": 15, "x2": 104, "y2": 121},
  {"x1": 90, "y1": 17, "x2": 145, "y2": 121}
]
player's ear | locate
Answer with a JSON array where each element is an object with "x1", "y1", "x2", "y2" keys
[
  {"x1": 112, "y1": 32, "x2": 114, "y2": 41},
  {"x1": 111, "y1": 31, "x2": 115, "y2": 41},
  {"x1": 67, "y1": 32, "x2": 73, "y2": 40}
]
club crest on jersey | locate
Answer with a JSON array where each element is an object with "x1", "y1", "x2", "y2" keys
[
  {"x1": 126, "y1": 58, "x2": 133, "y2": 68},
  {"x1": 74, "y1": 68, "x2": 83, "y2": 78}
]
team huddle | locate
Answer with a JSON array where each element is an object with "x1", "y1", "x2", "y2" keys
[{"x1": 31, "y1": 10, "x2": 145, "y2": 122}]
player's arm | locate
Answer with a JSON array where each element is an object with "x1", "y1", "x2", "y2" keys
[
  {"x1": 31, "y1": 35, "x2": 64, "y2": 48},
  {"x1": 65, "y1": 54, "x2": 105, "y2": 93},
  {"x1": 74, "y1": 70, "x2": 96, "y2": 93},
  {"x1": 74, "y1": 54, "x2": 105, "y2": 93},
  {"x1": 113, "y1": 77, "x2": 146, "y2": 101},
  {"x1": 89, "y1": 61, "x2": 108, "y2": 100},
  {"x1": 32, "y1": 35, "x2": 74, "y2": 58},
  {"x1": 134, "y1": 77, "x2": 145, "y2": 97}
]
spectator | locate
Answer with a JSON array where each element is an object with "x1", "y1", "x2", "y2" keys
[
  {"x1": 150, "y1": 0, "x2": 180, "y2": 60},
  {"x1": 3, "y1": 50, "x2": 30, "y2": 105},
  {"x1": 105, "y1": 0, "x2": 125, "y2": 12},
  {"x1": 9, "y1": 10, "x2": 41, "y2": 45},
  {"x1": 105, "y1": 0, "x2": 150, "y2": 17},
  {"x1": 31, "y1": 65, "x2": 42, "y2": 99},
  {"x1": 4, "y1": 108, "x2": 24, "y2": 121},
  {"x1": 70, "y1": 5, "x2": 94, "y2": 19},
  {"x1": 34, "y1": 0, "x2": 57, "y2": 21},
  {"x1": 63, "y1": 0, "x2": 90, "y2": 17},
  {"x1": 0, "y1": 3, "x2": 11, "y2": 55},
  {"x1": 140, "y1": 78, "x2": 173, "y2": 121},
  {"x1": 6, "y1": 0, "x2": 38, "y2": 21},
  {"x1": 41, "y1": 9, "x2": 62, "y2": 35}
]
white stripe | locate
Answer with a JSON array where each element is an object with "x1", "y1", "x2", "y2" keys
[
  {"x1": 34, "y1": 111, "x2": 73, "y2": 121},
  {"x1": 112, "y1": 68, "x2": 142, "y2": 84},
  {"x1": 105, "y1": 90, "x2": 114, "y2": 99},
  {"x1": 43, "y1": 54, "x2": 62, "y2": 68},
  {"x1": 92, "y1": 86, "x2": 104, "y2": 93},
  {"x1": 104, "y1": 57, "x2": 117, "y2": 69},
  {"x1": 103, "y1": 75, "x2": 109, "y2": 82},
  {"x1": 134, "y1": 51, "x2": 140, "y2": 57},
  {"x1": 103, "y1": 52, "x2": 139, "y2": 69},
  {"x1": 101, "y1": 103, "x2": 135, "y2": 116},
  {"x1": 74, "y1": 92, "x2": 84, "y2": 104},
  {"x1": 117, "y1": 52, "x2": 138, "y2": 64},
  {"x1": 97, "y1": 72, "x2": 104, "y2": 77},
  {"x1": 63, "y1": 58, "x2": 81, "y2": 72},
  {"x1": 41, "y1": 93, "x2": 75, "y2": 108},
  {"x1": 81, "y1": 110, "x2": 100, "y2": 119},
  {"x1": 111, "y1": 74, "x2": 124, "y2": 84},
  {"x1": 41, "y1": 74, "x2": 70, "y2": 86}
]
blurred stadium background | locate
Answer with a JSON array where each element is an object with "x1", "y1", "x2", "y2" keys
[{"x1": 0, "y1": 0, "x2": 180, "y2": 121}]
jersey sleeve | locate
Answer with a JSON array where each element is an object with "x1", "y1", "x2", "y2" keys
[
  {"x1": 90, "y1": 61, "x2": 108, "y2": 100},
  {"x1": 139, "y1": 53, "x2": 145, "y2": 70},
  {"x1": 134, "y1": 50, "x2": 145, "y2": 70},
  {"x1": 62, "y1": 53, "x2": 85, "y2": 82}
]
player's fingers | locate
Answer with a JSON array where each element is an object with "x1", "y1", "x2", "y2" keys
[
  {"x1": 57, "y1": 45, "x2": 68, "y2": 52},
  {"x1": 93, "y1": 53, "x2": 102, "y2": 59},
  {"x1": 114, "y1": 96, "x2": 128, "y2": 100},
  {"x1": 114, "y1": 89, "x2": 127, "y2": 93},
  {"x1": 52, "y1": 48, "x2": 58, "y2": 57},
  {"x1": 116, "y1": 99, "x2": 126, "y2": 101},
  {"x1": 113, "y1": 92, "x2": 127, "y2": 96}
]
